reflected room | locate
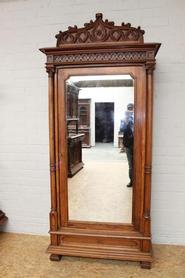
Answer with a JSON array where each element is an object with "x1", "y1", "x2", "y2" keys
[{"x1": 66, "y1": 75, "x2": 134, "y2": 223}]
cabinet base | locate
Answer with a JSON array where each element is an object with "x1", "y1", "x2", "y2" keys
[
  {"x1": 140, "y1": 261, "x2": 152, "y2": 269},
  {"x1": 50, "y1": 254, "x2": 62, "y2": 261},
  {"x1": 47, "y1": 244, "x2": 152, "y2": 268},
  {"x1": 68, "y1": 162, "x2": 84, "y2": 177}
]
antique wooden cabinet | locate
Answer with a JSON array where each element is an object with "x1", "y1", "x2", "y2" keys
[
  {"x1": 40, "y1": 13, "x2": 160, "y2": 268},
  {"x1": 78, "y1": 99, "x2": 91, "y2": 147},
  {"x1": 66, "y1": 83, "x2": 84, "y2": 176},
  {"x1": 0, "y1": 210, "x2": 8, "y2": 225}
]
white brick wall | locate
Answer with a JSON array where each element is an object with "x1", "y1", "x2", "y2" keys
[{"x1": 0, "y1": 0, "x2": 185, "y2": 244}]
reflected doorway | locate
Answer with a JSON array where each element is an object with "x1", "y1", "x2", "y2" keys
[{"x1": 95, "y1": 102, "x2": 114, "y2": 143}]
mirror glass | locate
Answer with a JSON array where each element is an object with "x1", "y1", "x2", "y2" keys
[{"x1": 66, "y1": 74, "x2": 134, "y2": 223}]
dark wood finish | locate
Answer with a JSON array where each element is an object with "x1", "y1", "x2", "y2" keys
[
  {"x1": 40, "y1": 13, "x2": 160, "y2": 268},
  {"x1": 66, "y1": 82, "x2": 84, "y2": 176},
  {"x1": 0, "y1": 210, "x2": 8, "y2": 225},
  {"x1": 78, "y1": 99, "x2": 91, "y2": 147},
  {"x1": 50, "y1": 254, "x2": 62, "y2": 261},
  {"x1": 66, "y1": 83, "x2": 79, "y2": 120},
  {"x1": 140, "y1": 261, "x2": 152, "y2": 269},
  {"x1": 55, "y1": 13, "x2": 145, "y2": 46},
  {"x1": 68, "y1": 134, "x2": 84, "y2": 177}
]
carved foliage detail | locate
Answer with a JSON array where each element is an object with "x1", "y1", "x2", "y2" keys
[
  {"x1": 53, "y1": 51, "x2": 146, "y2": 64},
  {"x1": 56, "y1": 13, "x2": 145, "y2": 46}
]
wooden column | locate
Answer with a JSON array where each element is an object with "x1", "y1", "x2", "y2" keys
[
  {"x1": 47, "y1": 68, "x2": 58, "y2": 245},
  {"x1": 141, "y1": 64, "x2": 155, "y2": 269}
]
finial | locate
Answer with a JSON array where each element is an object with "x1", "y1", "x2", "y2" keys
[{"x1": 96, "y1": 13, "x2": 103, "y2": 20}]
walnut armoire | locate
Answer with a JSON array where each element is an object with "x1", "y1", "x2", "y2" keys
[{"x1": 40, "y1": 13, "x2": 160, "y2": 269}]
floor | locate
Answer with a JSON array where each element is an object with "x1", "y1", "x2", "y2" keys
[
  {"x1": 83, "y1": 143, "x2": 127, "y2": 162},
  {"x1": 68, "y1": 143, "x2": 132, "y2": 223},
  {"x1": 0, "y1": 233, "x2": 185, "y2": 278}
]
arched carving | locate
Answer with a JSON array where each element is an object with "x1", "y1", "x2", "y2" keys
[{"x1": 56, "y1": 13, "x2": 145, "y2": 46}]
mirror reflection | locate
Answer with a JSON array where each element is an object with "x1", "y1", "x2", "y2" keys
[{"x1": 66, "y1": 75, "x2": 134, "y2": 223}]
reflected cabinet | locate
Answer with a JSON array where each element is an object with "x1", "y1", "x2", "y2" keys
[{"x1": 40, "y1": 13, "x2": 160, "y2": 268}]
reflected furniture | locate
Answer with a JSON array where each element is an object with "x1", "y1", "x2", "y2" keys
[
  {"x1": 0, "y1": 210, "x2": 8, "y2": 225},
  {"x1": 68, "y1": 133, "x2": 84, "y2": 177},
  {"x1": 78, "y1": 99, "x2": 91, "y2": 147},
  {"x1": 66, "y1": 83, "x2": 84, "y2": 177},
  {"x1": 40, "y1": 13, "x2": 160, "y2": 268}
]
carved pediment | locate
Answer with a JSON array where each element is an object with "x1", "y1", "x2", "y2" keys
[{"x1": 56, "y1": 13, "x2": 145, "y2": 47}]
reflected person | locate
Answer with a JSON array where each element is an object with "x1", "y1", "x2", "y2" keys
[{"x1": 120, "y1": 103, "x2": 134, "y2": 187}]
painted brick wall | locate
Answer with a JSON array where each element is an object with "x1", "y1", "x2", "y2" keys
[{"x1": 0, "y1": 0, "x2": 185, "y2": 244}]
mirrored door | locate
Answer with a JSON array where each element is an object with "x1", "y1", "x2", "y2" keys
[{"x1": 65, "y1": 74, "x2": 135, "y2": 223}]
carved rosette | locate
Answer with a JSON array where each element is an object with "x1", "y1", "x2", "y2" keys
[{"x1": 56, "y1": 13, "x2": 145, "y2": 46}]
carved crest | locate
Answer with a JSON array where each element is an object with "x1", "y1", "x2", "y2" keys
[{"x1": 56, "y1": 13, "x2": 145, "y2": 47}]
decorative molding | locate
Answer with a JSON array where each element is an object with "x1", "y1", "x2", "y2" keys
[
  {"x1": 50, "y1": 163, "x2": 59, "y2": 172},
  {"x1": 50, "y1": 163, "x2": 56, "y2": 173},
  {"x1": 146, "y1": 51, "x2": 155, "y2": 60},
  {"x1": 145, "y1": 62, "x2": 155, "y2": 72},
  {"x1": 56, "y1": 13, "x2": 145, "y2": 46},
  {"x1": 47, "y1": 55, "x2": 54, "y2": 63},
  {"x1": 144, "y1": 166, "x2": 152, "y2": 174},
  {"x1": 46, "y1": 65, "x2": 55, "y2": 77},
  {"x1": 53, "y1": 51, "x2": 146, "y2": 64}
]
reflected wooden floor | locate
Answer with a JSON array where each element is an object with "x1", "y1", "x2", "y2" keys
[{"x1": 68, "y1": 143, "x2": 132, "y2": 223}]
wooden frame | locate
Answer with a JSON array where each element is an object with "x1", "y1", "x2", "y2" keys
[{"x1": 40, "y1": 13, "x2": 160, "y2": 268}]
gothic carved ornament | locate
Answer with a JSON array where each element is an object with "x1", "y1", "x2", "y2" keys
[
  {"x1": 56, "y1": 13, "x2": 145, "y2": 46},
  {"x1": 40, "y1": 13, "x2": 160, "y2": 69},
  {"x1": 50, "y1": 51, "x2": 147, "y2": 64}
]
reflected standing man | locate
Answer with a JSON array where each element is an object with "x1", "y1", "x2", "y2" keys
[{"x1": 120, "y1": 103, "x2": 134, "y2": 187}]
